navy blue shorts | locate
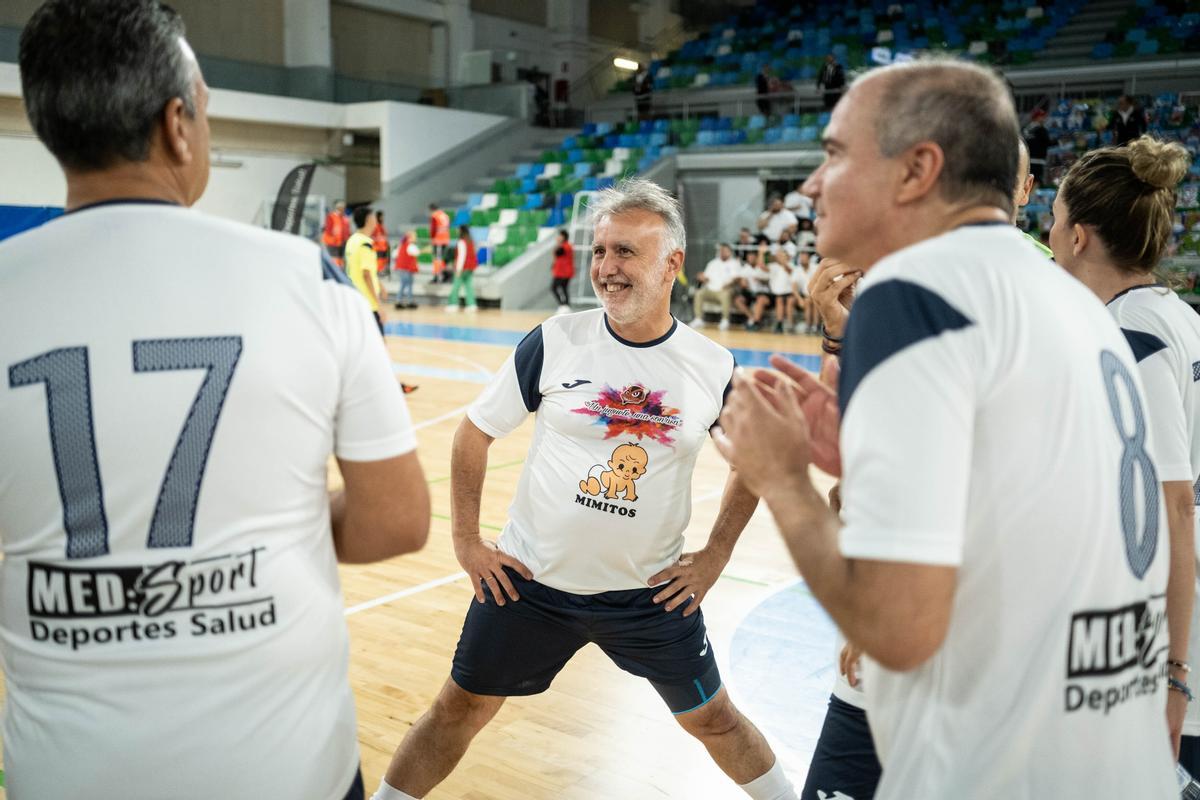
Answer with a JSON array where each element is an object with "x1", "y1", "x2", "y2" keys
[
  {"x1": 801, "y1": 694, "x2": 882, "y2": 800},
  {"x1": 451, "y1": 567, "x2": 722, "y2": 714}
]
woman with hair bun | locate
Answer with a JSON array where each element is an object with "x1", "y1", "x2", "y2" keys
[{"x1": 1051, "y1": 135, "x2": 1200, "y2": 770}]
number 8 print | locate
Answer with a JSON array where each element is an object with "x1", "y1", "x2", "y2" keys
[{"x1": 1100, "y1": 350, "x2": 1160, "y2": 580}]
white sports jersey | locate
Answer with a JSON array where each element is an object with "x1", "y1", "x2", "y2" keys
[
  {"x1": 840, "y1": 224, "x2": 1175, "y2": 798},
  {"x1": 0, "y1": 202, "x2": 416, "y2": 799},
  {"x1": 468, "y1": 309, "x2": 733, "y2": 594},
  {"x1": 1108, "y1": 285, "x2": 1200, "y2": 736}
]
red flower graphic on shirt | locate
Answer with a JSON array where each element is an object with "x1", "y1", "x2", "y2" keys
[{"x1": 573, "y1": 384, "x2": 683, "y2": 446}]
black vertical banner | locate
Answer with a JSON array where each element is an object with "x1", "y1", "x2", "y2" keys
[{"x1": 270, "y1": 163, "x2": 316, "y2": 234}]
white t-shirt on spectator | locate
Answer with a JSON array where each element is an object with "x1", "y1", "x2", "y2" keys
[
  {"x1": 741, "y1": 262, "x2": 770, "y2": 294},
  {"x1": 760, "y1": 208, "x2": 799, "y2": 242},
  {"x1": 796, "y1": 230, "x2": 817, "y2": 252},
  {"x1": 700, "y1": 255, "x2": 741, "y2": 292},
  {"x1": 1107, "y1": 285, "x2": 1200, "y2": 736},
  {"x1": 840, "y1": 223, "x2": 1174, "y2": 799},
  {"x1": 792, "y1": 259, "x2": 814, "y2": 296},
  {"x1": 783, "y1": 190, "x2": 813, "y2": 220},
  {"x1": 767, "y1": 259, "x2": 793, "y2": 295},
  {"x1": 0, "y1": 202, "x2": 416, "y2": 799}
]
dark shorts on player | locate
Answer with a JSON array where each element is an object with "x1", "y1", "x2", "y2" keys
[
  {"x1": 1182, "y1": 735, "x2": 1200, "y2": 780},
  {"x1": 801, "y1": 694, "x2": 882, "y2": 800},
  {"x1": 451, "y1": 567, "x2": 722, "y2": 714}
]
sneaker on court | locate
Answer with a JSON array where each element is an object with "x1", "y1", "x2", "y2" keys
[
  {"x1": 556, "y1": 305, "x2": 571, "y2": 314},
  {"x1": 445, "y1": 304, "x2": 459, "y2": 313},
  {"x1": 718, "y1": 319, "x2": 730, "y2": 331},
  {"x1": 465, "y1": 305, "x2": 478, "y2": 313},
  {"x1": 773, "y1": 320, "x2": 784, "y2": 334},
  {"x1": 689, "y1": 318, "x2": 707, "y2": 328}
]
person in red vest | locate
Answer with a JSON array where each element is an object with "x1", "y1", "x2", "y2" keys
[
  {"x1": 321, "y1": 199, "x2": 350, "y2": 266},
  {"x1": 372, "y1": 210, "x2": 390, "y2": 275},
  {"x1": 551, "y1": 229, "x2": 573, "y2": 313},
  {"x1": 445, "y1": 225, "x2": 477, "y2": 313},
  {"x1": 393, "y1": 230, "x2": 419, "y2": 310},
  {"x1": 430, "y1": 202, "x2": 451, "y2": 283}
]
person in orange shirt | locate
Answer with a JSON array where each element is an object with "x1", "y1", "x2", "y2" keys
[
  {"x1": 430, "y1": 202, "x2": 451, "y2": 283},
  {"x1": 372, "y1": 210, "x2": 390, "y2": 275},
  {"x1": 393, "y1": 230, "x2": 419, "y2": 310},
  {"x1": 321, "y1": 199, "x2": 349, "y2": 266}
]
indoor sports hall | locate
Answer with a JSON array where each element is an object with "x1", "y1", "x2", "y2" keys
[{"x1": 1, "y1": 0, "x2": 1198, "y2": 798}]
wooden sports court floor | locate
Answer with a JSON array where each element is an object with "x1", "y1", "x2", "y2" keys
[{"x1": 0, "y1": 307, "x2": 840, "y2": 799}]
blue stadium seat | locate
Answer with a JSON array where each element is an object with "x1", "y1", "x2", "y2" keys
[
  {"x1": 763, "y1": 127, "x2": 783, "y2": 144},
  {"x1": 581, "y1": 123, "x2": 597, "y2": 135},
  {"x1": 781, "y1": 127, "x2": 803, "y2": 143},
  {"x1": 800, "y1": 126, "x2": 819, "y2": 142},
  {"x1": 573, "y1": 162, "x2": 592, "y2": 177},
  {"x1": 783, "y1": 113, "x2": 801, "y2": 127},
  {"x1": 654, "y1": 119, "x2": 670, "y2": 132},
  {"x1": 523, "y1": 193, "x2": 542, "y2": 209},
  {"x1": 583, "y1": 177, "x2": 599, "y2": 191},
  {"x1": 467, "y1": 193, "x2": 483, "y2": 208},
  {"x1": 453, "y1": 208, "x2": 470, "y2": 226},
  {"x1": 748, "y1": 114, "x2": 766, "y2": 129},
  {"x1": 639, "y1": 120, "x2": 654, "y2": 133},
  {"x1": 567, "y1": 149, "x2": 585, "y2": 163},
  {"x1": 514, "y1": 163, "x2": 533, "y2": 178},
  {"x1": 698, "y1": 130, "x2": 716, "y2": 146}
]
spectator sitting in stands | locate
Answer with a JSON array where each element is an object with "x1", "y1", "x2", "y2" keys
[
  {"x1": 734, "y1": 248, "x2": 772, "y2": 331},
  {"x1": 789, "y1": 247, "x2": 819, "y2": 334},
  {"x1": 784, "y1": 180, "x2": 813, "y2": 220},
  {"x1": 757, "y1": 194, "x2": 798, "y2": 243},
  {"x1": 690, "y1": 242, "x2": 741, "y2": 330},
  {"x1": 1109, "y1": 95, "x2": 1148, "y2": 147},
  {"x1": 795, "y1": 217, "x2": 816, "y2": 252},
  {"x1": 733, "y1": 226, "x2": 757, "y2": 259},
  {"x1": 766, "y1": 243, "x2": 795, "y2": 334}
]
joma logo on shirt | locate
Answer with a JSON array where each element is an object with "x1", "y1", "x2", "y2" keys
[{"x1": 1066, "y1": 596, "x2": 1166, "y2": 678}]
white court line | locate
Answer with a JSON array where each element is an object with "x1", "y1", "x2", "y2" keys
[
  {"x1": 344, "y1": 571, "x2": 467, "y2": 616},
  {"x1": 414, "y1": 404, "x2": 471, "y2": 430},
  {"x1": 404, "y1": 344, "x2": 494, "y2": 376}
]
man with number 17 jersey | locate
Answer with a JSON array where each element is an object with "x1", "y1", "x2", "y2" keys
[{"x1": 839, "y1": 223, "x2": 1175, "y2": 797}]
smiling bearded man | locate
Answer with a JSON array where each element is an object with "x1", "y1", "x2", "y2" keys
[{"x1": 372, "y1": 178, "x2": 799, "y2": 800}]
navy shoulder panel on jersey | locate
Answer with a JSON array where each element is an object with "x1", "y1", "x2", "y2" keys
[
  {"x1": 514, "y1": 325, "x2": 545, "y2": 413},
  {"x1": 320, "y1": 250, "x2": 352, "y2": 285},
  {"x1": 1121, "y1": 328, "x2": 1168, "y2": 364},
  {"x1": 838, "y1": 279, "x2": 974, "y2": 417}
]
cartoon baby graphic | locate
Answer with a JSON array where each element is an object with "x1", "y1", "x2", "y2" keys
[{"x1": 579, "y1": 442, "x2": 649, "y2": 502}]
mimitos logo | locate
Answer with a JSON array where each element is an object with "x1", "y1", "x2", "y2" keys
[{"x1": 1064, "y1": 595, "x2": 1167, "y2": 714}]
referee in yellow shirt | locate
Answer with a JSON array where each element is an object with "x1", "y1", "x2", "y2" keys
[{"x1": 347, "y1": 206, "x2": 387, "y2": 332}]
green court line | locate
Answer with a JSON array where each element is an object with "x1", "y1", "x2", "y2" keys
[
  {"x1": 431, "y1": 512, "x2": 503, "y2": 532},
  {"x1": 426, "y1": 458, "x2": 525, "y2": 486}
]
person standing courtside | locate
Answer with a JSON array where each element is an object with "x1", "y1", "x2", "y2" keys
[
  {"x1": 1051, "y1": 136, "x2": 1199, "y2": 767},
  {"x1": 347, "y1": 206, "x2": 387, "y2": 333},
  {"x1": 1, "y1": 2, "x2": 431, "y2": 798},
  {"x1": 816, "y1": 53, "x2": 845, "y2": 110},
  {"x1": 372, "y1": 178, "x2": 798, "y2": 800},
  {"x1": 429, "y1": 202, "x2": 451, "y2": 282},
  {"x1": 323, "y1": 199, "x2": 350, "y2": 266},
  {"x1": 445, "y1": 224, "x2": 478, "y2": 313},
  {"x1": 551, "y1": 228, "x2": 574, "y2": 313},
  {"x1": 717, "y1": 59, "x2": 1177, "y2": 798},
  {"x1": 372, "y1": 209, "x2": 390, "y2": 275}
]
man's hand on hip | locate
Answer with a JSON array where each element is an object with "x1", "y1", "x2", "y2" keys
[
  {"x1": 648, "y1": 547, "x2": 729, "y2": 617},
  {"x1": 454, "y1": 535, "x2": 532, "y2": 606}
]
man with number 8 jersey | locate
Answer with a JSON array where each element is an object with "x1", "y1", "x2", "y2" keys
[
  {"x1": 0, "y1": 2, "x2": 430, "y2": 798},
  {"x1": 716, "y1": 61, "x2": 1176, "y2": 798}
]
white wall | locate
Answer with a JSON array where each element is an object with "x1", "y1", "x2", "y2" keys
[
  {"x1": 0, "y1": 135, "x2": 67, "y2": 206},
  {"x1": 342, "y1": 101, "x2": 506, "y2": 183},
  {"x1": 0, "y1": 64, "x2": 506, "y2": 223}
]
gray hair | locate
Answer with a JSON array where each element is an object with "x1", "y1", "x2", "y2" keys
[
  {"x1": 589, "y1": 178, "x2": 686, "y2": 262},
  {"x1": 20, "y1": 0, "x2": 197, "y2": 171},
  {"x1": 857, "y1": 58, "x2": 1019, "y2": 216}
]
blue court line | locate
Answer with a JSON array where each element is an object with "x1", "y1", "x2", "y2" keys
[
  {"x1": 392, "y1": 363, "x2": 492, "y2": 383},
  {"x1": 384, "y1": 321, "x2": 820, "y2": 372}
]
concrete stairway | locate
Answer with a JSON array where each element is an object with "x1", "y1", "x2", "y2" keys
[{"x1": 1031, "y1": 0, "x2": 1131, "y2": 68}]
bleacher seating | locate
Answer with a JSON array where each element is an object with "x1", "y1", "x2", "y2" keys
[
  {"x1": 613, "y1": 0, "x2": 1084, "y2": 95},
  {"x1": 1020, "y1": 93, "x2": 1200, "y2": 259},
  {"x1": 1094, "y1": 4, "x2": 1200, "y2": 59}
]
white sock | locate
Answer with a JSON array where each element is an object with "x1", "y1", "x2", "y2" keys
[
  {"x1": 739, "y1": 758, "x2": 799, "y2": 800},
  {"x1": 371, "y1": 778, "x2": 420, "y2": 800}
]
